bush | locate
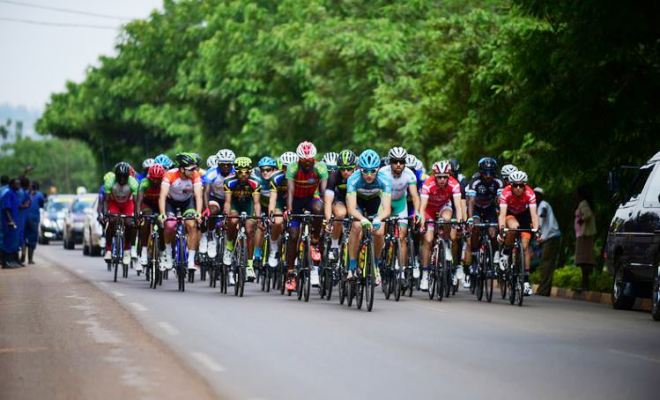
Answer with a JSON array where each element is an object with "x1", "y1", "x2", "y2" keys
[{"x1": 530, "y1": 265, "x2": 611, "y2": 293}]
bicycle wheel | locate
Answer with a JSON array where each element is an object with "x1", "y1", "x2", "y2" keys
[
  {"x1": 296, "y1": 271, "x2": 304, "y2": 300},
  {"x1": 356, "y1": 278, "x2": 364, "y2": 310},
  {"x1": 238, "y1": 239, "x2": 247, "y2": 297},
  {"x1": 220, "y1": 264, "x2": 228, "y2": 294},
  {"x1": 484, "y1": 240, "x2": 494, "y2": 303},
  {"x1": 233, "y1": 243, "x2": 242, "y2": 296},
  {"x1": 366, "y1": 245, "x2": 375, "y2": 312},
  {"x1": 517, "y1": 241, "x2": 525, "y2": 307},
  {"x1": 476, "y1": 259, "x2": 484, "y2": 302},
  {"x1": 429, "y1": 247, "x2": 438, "y2": 300},
  {"x1": 324, "y1": 268, "x2": 333, "y2": 301}
]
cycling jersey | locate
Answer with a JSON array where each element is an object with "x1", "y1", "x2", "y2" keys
[
  {"x1": 224, "y1": 177, "x2": 261, "y2": 214},
  {"x1": 421, "y1": 175, "x2": 461, "y2": 210},
  {"x1": 325, "y1": 170, "x2": 349, "y2": 203},
  {"x1": 103, "y1": 172, "x2": 138, "y2": 203},
  {"x1": 138, "y1": 178, "x2": 161, "y2": 208},
  {"x1": 251, "y1": 168, "x2": 273, "y2": 207},
  {"x1": 499, "y1": 185, "x2": 536, "y2": 215},
  {"x1": 202, "y1": 166, "x2": 235, "y2": 200},
  {"x1": 346, "y1": 170, "x2": 392, "y2": 200},
  {"x1": 162, "y1": 169, "x2": 202, "y2": 202},
  {"x1": 285, "y1": 161, "x2": 329, "y2": 199},
  {"x1": 467, "y1": 175, "x2": 503, "y2": 209},
  {"x1": 268, "y1": 171, "x2": 287, "y2": 210},
  {"x1": 379, "y1": 166, "x2": 416, "y2": 201}
]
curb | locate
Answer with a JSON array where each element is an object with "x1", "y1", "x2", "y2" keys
[{"x1": 532, "y1": 284, "x2": 652, "y2": 311}]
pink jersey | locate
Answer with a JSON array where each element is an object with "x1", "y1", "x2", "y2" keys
[
  {"x1": 499, "y1": 185, "x2": 536, "y2": 214},
  {"x1": 421, "y1": 176, "x2": 461, "y2": 209}
]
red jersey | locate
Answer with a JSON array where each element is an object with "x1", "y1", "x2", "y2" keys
[
  {"x1": 499, "y1": 185, "x2": 536, "y2": 214},
  {"x1": 421, "y1": 176, "x2": 461, "y2": 209}
]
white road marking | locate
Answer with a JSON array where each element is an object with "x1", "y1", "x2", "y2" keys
[
  {"x1": 609, "y1": 349, "x2": 660, "y2": 365},
  {"x1": 130, "y1": 302, "x2": 148, "y2": 312},
  {"x1": 157, "y1": 321, "x2": 180, "y2": 336},
  {"x1": 112, "y1": 291, "x2": 126, "y2": 297},
  {"x1": 191, "y1": 352, "x2": 226, "y2": 372}
]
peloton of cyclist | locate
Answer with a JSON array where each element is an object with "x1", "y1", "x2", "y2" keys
[
  {"x1": 323, "y1": 149, "x2": 356, "y2": 262},
  {"x1": 102, "y1": 162, "x2": 139, "y2": 266},
  {"x1": 136, "y1": 163, "x2": 166, "y2": 269},
  {"x1": 267, "y1": 151, "x2": 298, "y2": 268}
]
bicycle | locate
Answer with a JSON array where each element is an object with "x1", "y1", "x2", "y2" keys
[
  {"x1": 167, "y1": 214, "x2": 198, "y2": 292},
  {"x1": 203, "y1": 215, "x2": 226, "y2": 291},
  {"x1": 468, "y1": 222, "x2": 498, "y2": 302},
  {"x1": 501, "y1": 228, "x2": 535, "y2": 306},
  {"x1": 335, "y1": 216, "x2": 353, "y2": 306},
  {"x1": 380, "y1": 217, "x2": 403, "y2": 301},
  {"x1": 346, "y1": 221, "x2": 376, "y2": 312},
  {"x1": 425, "y1": 218, "x2": 460, "y2": 301},
  {"x1": 225, "y1": 213, "x2": 257, "y2": 297},
  {"x1": 143, "y1": 214, "x2": 164, "y2": 289},
  {"x1": 288, "y1": 212, "x2": 324, "y2": 302},
  {"x1": 106, "y1": 214, "x2": 133, "y2": 282},
  {"x1": 258, "y1": 214, "x2": 273, "y2": 293}
]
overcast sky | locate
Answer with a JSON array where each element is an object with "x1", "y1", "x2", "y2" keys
[{"x1": 0, "y1": 0, "x2": 163, "y2": 110}]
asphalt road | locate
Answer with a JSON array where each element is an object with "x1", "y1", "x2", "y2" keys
[{"x1": 28, "y1": 244, "x2": 660, "y2": 400}]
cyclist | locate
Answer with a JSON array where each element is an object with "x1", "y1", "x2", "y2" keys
[
  {"x1": 201, "y1": 149, "x2": 235, "y2": 255},
  {"x1": 154, "y1": 154, "x2": 174, "y2": 169},
  {"x1": 251, "y1": 156, "x2": 278, "y2": 270},
  {"x1": 137, "y1": 158, "x2": 155, "y2": 183},
  {"x1": 267, "y1": 151, "x2": 298, "y2": 268},
  {"x1": 379, "y1": 146, "x2": 420, "y2": 276},
  {"x1": 500, "y1": 164, "x2": 518, "y2": 188},
  {"x1": 284, "y1": 141, "x2": 328, "y2": 290},
  {"x1": 136, "y1": 163, "x2": 166, "y2": 269},
  {"x1": 102, "y1": 162, "x2": 139, "y2": 266},
  {"x1": 465, "y1": 157, "x2": 503, "y2": 284},
  {"x1": 158, "y1": 153, "x2": 203, "y2": 272},
  {"x1": 322, "y1": 152, "x2": 339, "y2": 173},
  {"x1": 223, "y1": 157, "x2": 262, "y2": 281},
  {"x1": 323, "y1": 149, "x2": 356, "y2": 261},
  {"x1": 498, "y1": 170, "x2": 539, "y2": 296},
  {"x1": 346, "y1": 149, "x2": 392, "y2": 281},
  {"x1": 419, "y1": 160, "x2": 463, "y2": 291}
]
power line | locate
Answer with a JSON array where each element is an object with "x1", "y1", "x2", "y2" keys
[
  {"x1": 0, "y1": 16, "x2": 119, "y2": 30},
  {"x1": 0, "y1": 0, "x2": 132, "y2": 21}
]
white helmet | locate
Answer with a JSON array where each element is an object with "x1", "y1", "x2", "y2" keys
[
  {"x1": 388, "y1": 146, "x2": 408, "y2": 160},
  {"x1": 279, "y1": 151, "x2": 299, "y2": 167},
  {"x1": 296, "y1": 141, "x2": 317, "y2": 159},
  {"x1": 432, "y1": 160, "x2": 452, "y2": 175},
  {"x1": 501, "y1": 164, "x2": 518, "y2": 179},
  {"x1": 216, "y1": 149, "x2": 236, "y2": 164},
  {"x1": 321, "y1": 152, "x2": 339, "y2": 167},
  {"x1": 405, "y1": 154, "x2": 419, "y2": 169},
  {"x1": 207, "y1": 155, "x2": 219, "y2": 169},
  {"x1": 142, "y1": 158, "x2": 155, "y2": 170},
  {"x1": 509, "y1": 170, "x2": 528, "y2": 184}
]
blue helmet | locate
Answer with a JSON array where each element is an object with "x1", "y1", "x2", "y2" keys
[
  {"x1": 154, "y1": 154, "x2": 173, "y2": 169},
  {"x1": 257, "y1": 156, "x2": 277, "y2": 168},
  {"x1": 358, "y1": 149, "x2": 381, "y2": 169}
]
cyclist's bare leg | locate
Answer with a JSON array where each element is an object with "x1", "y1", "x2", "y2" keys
[
  {"x1": 184, "y1": 219, "x2": 198, "y2": 250},
  {"x1": 398, "y1": 225, "x2": 408, "y2": 267},
  {"x1": 331, "y1": 202, "x2": 347, "y2": 242},
  {"x1": 246, "y1": 219, "x2": 256, "y2": 259},
  {"x1": 310, "y1": 200, "x2": 324, "y2": 245},
  {"x1": 348, "y1": 220, "x2": 363, "y2": 261},
  {"x1": 226, "y1": 210, "x2": 239, "y2": 243},
  {"x1": 285, "y1": 226, "x2": 299, "y2": 272}
]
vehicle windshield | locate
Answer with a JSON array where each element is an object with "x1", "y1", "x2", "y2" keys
[
  {"x1": 47, "y1": 201, "x2": 70, "y2": 213},
  {"x1": 72, "y1": 200, "x2": 93, "y2": 213}
]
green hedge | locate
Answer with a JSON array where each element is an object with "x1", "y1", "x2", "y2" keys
[{"x1": 530, "y1": 265, "x2": 611, "y2": 293}]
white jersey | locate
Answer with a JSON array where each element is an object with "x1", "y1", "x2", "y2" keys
[{"x1": 379, "y1": 166, "x2": 416, "y2": 201}]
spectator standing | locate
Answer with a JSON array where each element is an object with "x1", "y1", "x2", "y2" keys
[
  {"x1": 2, "y1": 179, "x2": 22, "y2": 268},
  {"x1": 17, "y1": 176, "x2": 31, "y2": 264},
  {"x1": 574, "y1": 185, "x2": 597, "y2": 290},
  {"x1": 0, "y1": 175, "x2": 9, "y2": 263},
  {"x1": 25, "y1": 181, "x2": 45, "y2": 264},
  {"x1": 534, "y1": 187, "x2": 561, "y2": 296}
]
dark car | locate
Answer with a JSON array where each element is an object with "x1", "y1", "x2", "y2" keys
[
  {"x1": 62, "y1": 194, "x2": 97, "y2": 250},
  {"x1": 606, "y1": 150, "x2": 660, "y2": 320},
  {"x1": 39, "y1": 194, "x2": 76, "y2": 244}
]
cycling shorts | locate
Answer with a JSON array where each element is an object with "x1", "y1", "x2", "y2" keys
[
  {"x1": 165, "y1": 197, "x2": 196, "y2": 217},
  {"x1": 108, "y1": 199, "x2": 135, "y2": 216},
  {"x1": 472, "y1": 206, "x2": 498, "y2": 224},
  {"x1": 290, "y1": 196, "x2": 322, "y2": 228},
  {"x1": 357, "y1": 197, "x2": 381, "y2": 218},
  {"x1": 506, "y1": 209, "x2": 532, "y2": 237}
]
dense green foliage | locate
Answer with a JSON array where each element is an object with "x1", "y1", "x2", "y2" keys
[
  {"x1": 37, "y1": 0, "x2": 660, "y2": 257},
  {"x1": 0, "y1": 138, "x2": 98, "y2": 193}
]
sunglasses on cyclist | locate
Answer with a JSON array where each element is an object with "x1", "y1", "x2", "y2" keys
[
  {"x1": 435, "y1": 174, "x2": 449, "y2": 179},
  {"x1": 236, "y1": 169, "x2": 251, "y2": 175},
  {"x1": 184, "y1": 166, "x2": 198, "y2": 172},
  {"x1": 361, "y1": 169, "x2": 378, "y2": 175},
  {"x1": 512, "y1": 183, "x2": 525, "y2": 189},
  {"x1": 339, "y1": 167, "x2": 355, "y2": 172},
  {"x1": 260, "y1": 168, "x2": 274, "y2": 173},
  {"x1": 390, "y1": 159, "x2": 406, "y2": 165}
]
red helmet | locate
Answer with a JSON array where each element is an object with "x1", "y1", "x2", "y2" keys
[
  {"x1": 148, "y1": 164, "x2": 166, "y2": 179},
  {"x1": 432, "y1": 160, "x2": 452, "y2": 175},
  {"x1": 296, "y1": 141, "x2": 317, "y2": 160}
]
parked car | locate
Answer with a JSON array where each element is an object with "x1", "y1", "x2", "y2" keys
[
  {"x1": 39, "y1": 194, "x2": 76, "y2": 244},
  {"x1": 82, "y1": 195, "x2": 105, "y2": 256},
  {"x1": 63, "y1": 194, "x2": 97, "y2": 250},
  {"x1": 606, "y1": 150, "x2": 660, "y2": 320}
]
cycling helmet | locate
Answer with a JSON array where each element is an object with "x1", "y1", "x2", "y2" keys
[
  {"x1": 176, "y1": 152, "x2": 199, "y2": 168},
  {"x1": 258, "y1": 156, "x2": 277, "y2": 168},
  {"x1": 114, "y1": 162, "x2": 131, "y2": 179},
  {"x1": 234, "y1": 157, "x2": 253, "y2": 169},
  {"x1": 216, "y1": 149, "x2": 236, "y2": 164},
  {"x1": 509, "y1": 170, "x2": 528, "y2": 184},
  {"x1": 142, "y1": 158, "x2": 155, "y2": 170},
  {"x1": 380, "y1": 156, "x2": 389, "y2": 168},
  {"x1": 501, "y1": 164, "x2": 518, "y2": 179},
  {"x1": 207, "y1": 155, "x2": 219, "y2": 169},
  {"x1": 415, "y1": 158, "x2": 425, "y2": 172},
  {"x1": 388, "y1": 146, "x2": 407, "y2": 160},
  {"x1": 358, "y1": 149, "x2": 381, "y2": 169},
  {"x1": 296, "y1": 141, "x2": 317, "y2": 160},
  {"x1": 321, "y1": 152, "x2": 339, "y2": 168},
  {"x1": 148, "y1": 164, "x2": 166, "y2": 179},
  {"x1": 478, "y1": 157, "x2": 497, "y2": 177},
  {"x1": 154, "y1": 154, "x2": 173, "y2": 169},
  {"x1": 192, "y1": 153, "x2": 202, "y2": 166},
  {"x1": 449, "y1": 158, "x2": 461, "y2": 175},
  {"x1": 405, "y1": 154, "x2": 419, "y2": 169},
  {"x1": 337, "y1": 149, "x2": 356, "y2": 168},
  {"x1": 278, "y1": 151, "x2": 299, "y2": 168},
  {"x1": 432, "y1": 160, "x2": 452, "y2": 175}
]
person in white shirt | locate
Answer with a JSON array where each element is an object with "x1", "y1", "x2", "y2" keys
[{"x1": 534, "y1": 187, "x2": 561, "y2": 296}]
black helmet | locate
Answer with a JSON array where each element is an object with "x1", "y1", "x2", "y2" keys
[
  {"x1": 449, "y1": 158, "x2": 461, "y2": 175},
  {"x1": 478, "y1": 157, "x2": 497, "y2": 177},
  {"x1": 175, "y1": 152, "x2": 199, "y2": 168},
  {"x1": 337, "y1": 149, "x2": 356, "y2": 168},
  {"x1": 114, "y1": 162, "x2": 131, "y2": 179}
]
